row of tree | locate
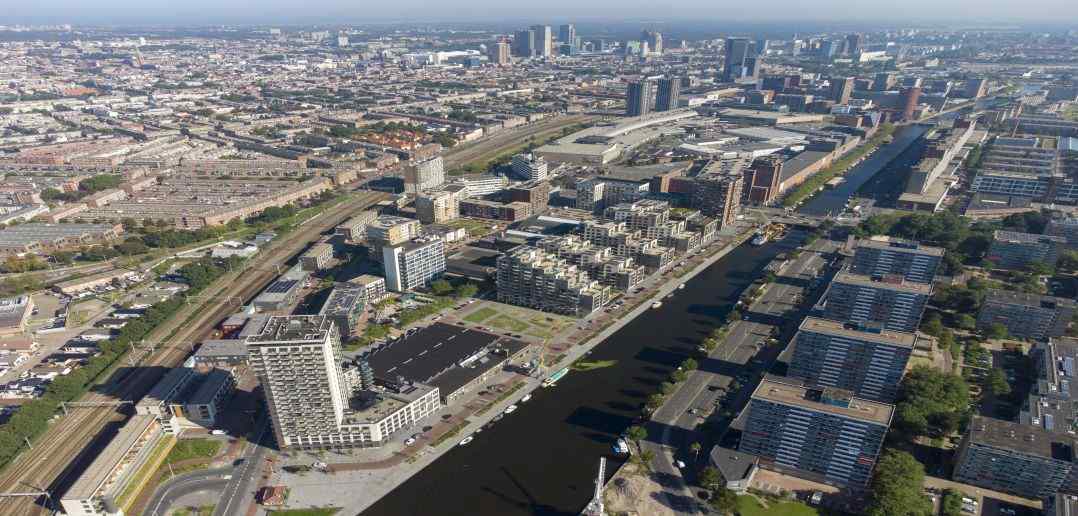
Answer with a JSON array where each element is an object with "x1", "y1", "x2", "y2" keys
[{"x1": 0, "y1": 257, "x2": 239, "y2": 469}]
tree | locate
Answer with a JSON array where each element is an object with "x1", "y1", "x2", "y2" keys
[
  {"x1": 454, "y1": 282, "x2": 478, "y2": 299},
  {"x1": 671, "y1": 369, "x2": 689, "y2": 383},
  {"x1": 985, "y1": 322, "x2": 1009, "y2": 340},
  {"x1": 430, "y1": 279, "x2": 453, "y2": 296},
  {"x1": 895, "y1": 365, "x2": 970, "y2": 438},
  {"x1": 626, "y1": 425, "x2": 648, "y2": 444},
  {"x1": 955, "y1": 314, "x2": 977, "y2": 331},
  {"x1": 645, "y1": 394, "x2": 665, "y2": 411},
  {"x1": 681, "y1": 358, "x2": 698, "y2": 371},
  {"x1": 698, "y1": 466, "x2": 721, "y2": 488},
  {"x1": 986, "y1": 368, "x2": 1011, "y2": 397},
  {"x1": 920, "y1": 313, "x2": 944, "y2": 337},
  {"x1": 866, "y1": 450, "x2": 933, "y2": 516},
  {"x1": 708, "y1": 487, "x2": 738, "y2": 515},
  {"x1": 659, "y1": 381, "x2": 677, "y2": 395},
  {"x1": 1059, "y1": 250, "x2": 1078, "y2": 274}
]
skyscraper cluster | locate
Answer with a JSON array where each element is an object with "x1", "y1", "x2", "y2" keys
[{"x1": 625, "y1": 77, "x2": 680, "y2": 116}]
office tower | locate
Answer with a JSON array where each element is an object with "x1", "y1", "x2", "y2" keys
[
  {"x1": 829, "y1": 76, "x2": 854, "y2": 105},
  {"x1": 722, "y1": 37, "x2": 752, "y2": 82},
  {"x1": 383, "y1": 237, "x2": 447, "y2": 292},
  {"x1": 247, "y1": 316, "x2": 350, "y2": 449},
  {"x1": 642, "y1": 30, "x2": 663, "y2": 54},
  {"x1": 337, "y1": 33, "x2": 349, "y2": 47},
  {"x1": 740, "y1": 156, "x2": 783, "y2": 205},
  {"x1": 822, "y1": 272, "x2": 931, "y2": 333},
  {"x1": 755, "y1": 39, "x2": 770, "y2": 55},
  {"x1": 404, "y1": 156, "x2": 445, "y2": 193},
  {"x1": 787, "y1": 317, "x2": 917, "y2": 403},
  {"x1": 964, "y1": 78, "x2": 989, "y2": 98},
  {"x1": 987, "y1": 230, "x2": 1066, "y2": 270},
  {"x1": 743, "y1": 57, "x2": 761, "y2": 81},
  {"x1": 511, "y1": 153, "x2": 548, "y2": 181},
  {"x1": 415, "y1": 189, "x2": 460, "y2": 224},
  {"x1": 845, "y1": 33, "x2": 863, "y2": 55},
  {"x1": 626, "y1": 80, "x2": 653, "y2": 117},
  {"x1": 559, "y1": 24, "x2": 576, "y2": 48},
  {"x1": 531, "y1": 25, "x2": 552, "y2": 57},
  {"x1": 507, "y1": 181, "x2": 551, "y2": 214},
  {"x1": 489, "y1": 38, "x2": 511, "y2": 65},
  {"x1": 873, "y1": 72, "x2": 896, "y2": 91},
  {"x1": 738, "y1": 376, "x2": 892, "y2": 487},
  {"x1": 575, "y1": 178, "x2": 605, "y2": 212},
  {"x1": 900, "y1": 87, "x2": 921, "y2": 121},
  {"x1": 761, "y1": 75, "x2": 792, "y2": 92},
  {"x1": 496, "y1": 245, "x2": 611, "y2": 316},
  {"x1": 819, "y1": 39, "x2": 840, "y2": 59},
  {"x1": 513, "y1": 29, "x2": 535, "y2": 58},
  {"x1": 954, "y1": 416, "x2": 1077, "y2": 499},
  {"x1": 850, "y1": 237, "x2": 943, "y2": 284},
  {"x1": 690, "y1": 165, "x2": 743, "y2": 228},
  {"x1": 655, "y1": 77, "x2": 680, "y2": 112},
  {"x1": 977, "y1": 290, "x2": 1077, "y2": 341}
]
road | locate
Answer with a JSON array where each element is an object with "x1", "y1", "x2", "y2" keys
[
  {"x1": 145, "y1": 467, "x2": 234, "y2": 516},
  {"x1": 213, "y1": 419, "x2": 271, "y2": 516},
  {"x1": 441, "y1": 114, "x2": 597, "y2": 169},
  {"x1": 641, "y1": 231, "x2": 839, "y2": 514},
  {"x1": 0, "y1": 189, "x2": 390, "y2": 515}
]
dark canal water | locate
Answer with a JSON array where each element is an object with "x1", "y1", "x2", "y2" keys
[
  {"x1": 797, "y1": 124, "x2": 931, "y2": 217},
  {"x1": 362, "y1": 239, "x2": 795, "y2": 516}
]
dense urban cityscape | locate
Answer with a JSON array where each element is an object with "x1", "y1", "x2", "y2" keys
[{"x1": 0, "y1": 9, "x2": 1076, "y2": 516}]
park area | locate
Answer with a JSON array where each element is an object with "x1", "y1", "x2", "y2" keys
[
  {"x1": 736, "y1": 495, "x2": 820, "y2": 516},
  {"x1": 461, "y1": 301, "x2": 573, "y2": 339}
]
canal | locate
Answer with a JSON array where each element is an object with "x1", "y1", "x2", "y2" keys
[
  {"x1": 362, "y1": 239, "x2": 793, "y2": 516},
  {"x1": 796, "y1": 124, "x2": 931, "y2": 217}
]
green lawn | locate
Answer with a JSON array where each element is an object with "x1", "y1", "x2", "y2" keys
[
  {"x1": 488, "y1": 314, "x2": 529, "y2": 332},
  {"x1": 736, "y1": 495, "x2": 819, "y2": 516},
  {"x1": 171, "y1": 506, "x2": 214, "y2": 516},
  {"x1": 463, "y1": 307, "x2": 498, "y2": 323},
  {"x1": 165, "y1": 438, "x2": 221, "y2": 464}
]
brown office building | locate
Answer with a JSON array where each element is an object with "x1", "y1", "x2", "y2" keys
[{"x1": 741, "y1": 156, "x2": 783, "y2": 206}]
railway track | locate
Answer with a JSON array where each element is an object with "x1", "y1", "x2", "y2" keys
[
  {"x1": 0, "y1": 190, "x2": 389, "y2": 514},
  {"x1": 441, "y1": 114, "x2": 596, "y2": 169}
]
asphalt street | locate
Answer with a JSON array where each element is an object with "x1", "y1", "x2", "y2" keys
[
  {"x1": 146, "y1": 467, "x2": 233, "y2": 516},
  {"x1": 642, "y1": 231, "x2": 839, "y2": 514}
]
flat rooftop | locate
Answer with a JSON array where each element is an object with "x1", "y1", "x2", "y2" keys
[
  {"x1": 319, "y1": 286, "x2": 365, "y2": 317},
  {"x1": 752, "y1": 375, "x2": 894, "y2": 426},
  {"x1": 799, "y1": 317, "x2": 918, "y2": 349},
  {"x1": 858, "y1": 236, "x2": 945, "y2": 257},
  {"x1": 186, "y1": 368, "x2": 233, "y2": 406},
  {"x1": 367, "y1": 322, "x2": 500, "y2": 384},
  {"x1": 63, "y1": 414, "x2": 157, "y2": 500},
  {"x1": 833, "y1": 271, "x2": 933, "y2": 295},
  {"x1": 343, "y1": 383, "x2": 436, "y2": 425},
  {"x1": 194, "y1": 339, "x2": 248, "y2": 358},
  {"x1": 968, "y1": 415, "x2": 1074, "y2": 460},
  {"x1": 247, "y1": 315, "x2": 335, "y2": 345}
]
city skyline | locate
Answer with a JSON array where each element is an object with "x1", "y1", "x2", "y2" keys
[{"x1": 9, "y1": 0, "x2": 1078, "y2": 25}]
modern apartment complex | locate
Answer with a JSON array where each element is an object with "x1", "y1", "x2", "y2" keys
[
  {"x1": 537, "y1": 235, "x2": 646, "y2": 291},
  {"x1": 382, "y1": 237, "x2": 447, "y2": 292},
  {"x1": 738, "y1": 376, "x2": 892, "y2": 487},
  {"x1": 511, "y1": 153, "x2": 549, "y2": 181},
  {"x1": 495, "y1": 245, "x2": 611, "y2": 317},
  {"x1": 786, "y1": 317, "x2": 917, "y2": 403},
  {"x1": 404, "y1": 155, "x2": 445, "y2": 193},
  {"x1": 976, "y1": 290, "x2": 1077, "y2": 341},
  {"x1": 954, "y1": 416, "x2": 1077, "y2": 500},
  {"x1": 689, "y1": 161, "x2": 744, "y2": 228},
  {"x1": 849, "y1": 236, "x2": 944, "y2": 284},
  {"x1": 247, "y1": 316, "x2": 440, "y2": 449},
  {"x1": 821, "y1": 272, "x2": 932, "y2": 333},
  {"x1": 987, "y1": 230, "x2": 1067, "y2": 270},
  {"x1": 415, "y1": 189, "x2": 461, "y2": 224}
]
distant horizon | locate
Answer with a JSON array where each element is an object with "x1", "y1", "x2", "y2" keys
[{"x1": 7, "y1": 0, "x2": 1078, "y2": 29}]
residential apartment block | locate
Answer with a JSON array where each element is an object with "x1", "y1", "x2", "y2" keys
[
  {"x1": 738, "y1": 376, "x2": 892, "y2": 487},
  {"x1": 495, "y1": 245, "x2": 611, "y2": 317},
  {"x1": 786, "y1": 317, "x2": 917, "y2": 403},
  {"x1": 383, "y1": 237, "x2": 447, "y2": 292},
  {"x1": 987, "y1": 230, "x2": 1067, "y2": 270},
  {"x1": 849, "y1": 236, "x2": 943, "y2": 284},
  {"x1": 954, "y1": 416, "x2": 1077, "y2": 500},
  {"x1": 977, "y1": 290, "x2": 1077, "y2": 341},
  {"x1": 537, "y1": 235, "x2": 645, "y2": 291},
  {"x1": 821, "y1": 272, "x2": 932, "y2": 333}
]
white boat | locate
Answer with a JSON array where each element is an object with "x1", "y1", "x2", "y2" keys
[
  {"x1": 751, "y1": 233, "x2": 769, "y2": 246},
  {"x1": 651, "y1": 301, "x2": 662, "y2": 309},
  {"x1": 520, "y1": 394, "x2": 532, "y2": 403},
  {"x1": 459, "y1": 436, "x2": 474, "y2": 446},
  {"x1": 612, "y1": 438, "x2": 630, "y2": 455},
  {"x1": 678, "y1": 284, "x2": 685, "y2": 290},
  {"x1": 504, "y1": 404, "x2": 518, "y2": 414}
]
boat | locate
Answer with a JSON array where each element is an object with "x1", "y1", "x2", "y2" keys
[
  {"x1": 612, "y1": 438, "x2": 630, "y2": 455},
  {"x1": 651, "y1": 301, "x2": 663, "y2": 309},
  {"x1": 751, "y1": 232, "x2": 769, "y2": 246},
  {"x1": 504, "y1": 404, "x2": 518, "y2": 414},
  {"x1": 520, "y1": 394, "x2": 532, "y2": 403},
  {"x1": 459, "y1": 436, "x2": 474, "y2": 446},
  {"x1": 677, "y1": 284, "x2": 685, "y2": 290},
  {"x1": 542, "y1": 367, "x2": 569, "y2": 387}
]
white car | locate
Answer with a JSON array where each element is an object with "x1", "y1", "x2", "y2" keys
[
  {"x1": 404, "y1": 437, "x2": 417, "y2": 446},
  {"x1": 675, "y1": 460, "x2": 686, "y2": 469}
]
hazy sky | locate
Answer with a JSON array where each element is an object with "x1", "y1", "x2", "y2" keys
[{"x1": 12, "y1": 0, "x2": 1078, "y2": 25}]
